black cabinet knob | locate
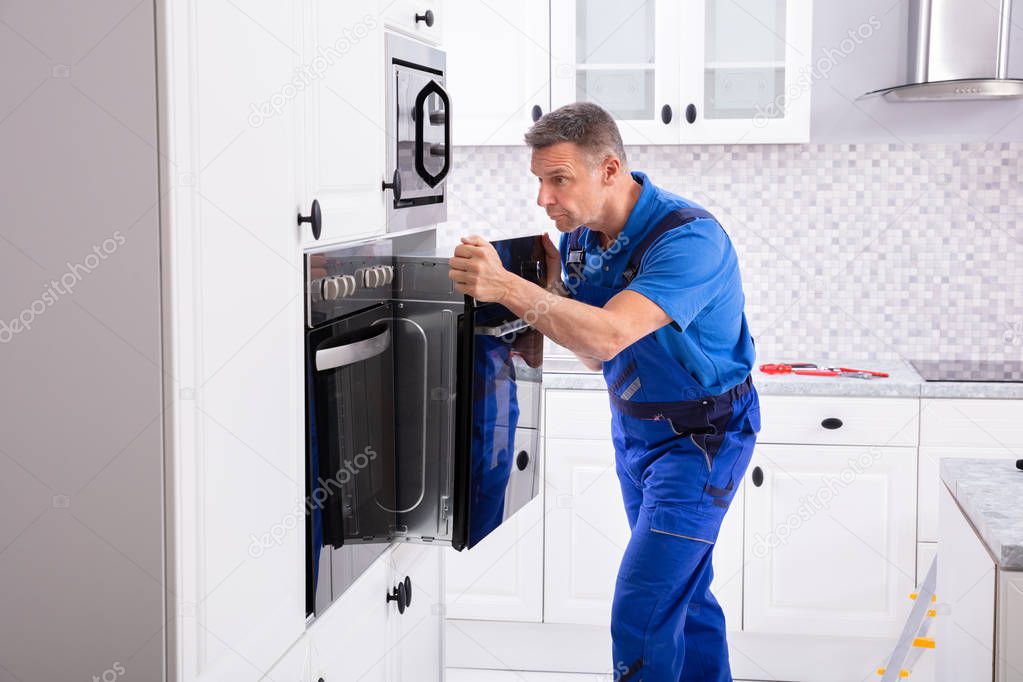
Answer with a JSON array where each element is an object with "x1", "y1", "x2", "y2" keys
[
  {"x1": 297, "y1": 199, "x2": 322, "y2": 240},
  {"x1": 821, "y1": 417, "x2": 844, "y2": 430},
  {"x1": 516, "y1": 450, "x2": 530, "y2": 471},
  {"x1": 404, "y1": 576, "x2": 412, "y2": 607},
  {"x1": 386, "y1": 580, "x2": 408, "y2": 614},
  {"x1": 381, "y1": 169, "x2": 402, "y2": 203},
  {"x1": 751, "y1": 466, "x2": 764, "y2": 487},
  {"x1": 685, "y1": 103, "x2": 697, "y2": 124},
  {"x1": 415, "y1": 9, "x2": 435, "y2": 26},
  {"x1": 531, "y1": 104, "x2": 543, "y2": 122},
  {"x1": 660, "y1": 104, "x2": 672, "y2": 124}
]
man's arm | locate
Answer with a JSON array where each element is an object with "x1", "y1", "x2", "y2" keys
[{"x1": 545, "y1": 282, "x2": 605, "y2": 371}]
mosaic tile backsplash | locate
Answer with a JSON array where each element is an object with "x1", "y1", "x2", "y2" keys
[{"x1": 439, "y1": 142, "x2": 1023, "y2": 365}]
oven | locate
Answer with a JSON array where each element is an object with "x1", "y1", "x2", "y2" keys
[
  {"x1": 304, "y1": 236, "x2": 545, "y2": 617},
  {"x1": 382, "y1": 32, "x2": 450, "y2": 232}
]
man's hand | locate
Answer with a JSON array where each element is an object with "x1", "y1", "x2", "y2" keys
[{"x1": 448, "y1": 235, "x2": 515, "y2": 303}]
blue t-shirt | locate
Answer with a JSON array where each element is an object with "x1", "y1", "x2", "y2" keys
[{"x1": 559, "y1": 171, "x2": 756, "y2": 395}]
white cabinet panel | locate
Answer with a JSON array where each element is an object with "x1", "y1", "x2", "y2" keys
[
  {"x1": 544, "y1": 390, "x2": 612, "y2": 440},
  {"x1": 920, "y1": 399, "x2": 1023, "y2": 449},
  {"x1": 543, "y1": 438, "x2": 627, "y2": 625},
  {"x1": 937, "y1": 484, "x2": 996, "y2": 682},
  {"x1": 381, "y1": 0, "x2": 445, "y2": 45},
  {"x1": 448, "y1": 670, "x2": 612, "y2": 682},
  {"x1": 392, "y1": 543, "x2": 444, "y2": 682},
  {"x1": 757, "y1": 395, "x2": 919, "y2": 447},
  {"x1": 447, "y1": 1, "x2": 549, "y2": 145},
  {"x1": 999, "y1": 572, "x2": 1023, "y2": 682},
  {"x1": 309, "y1": 548, "x2": 395, "y2": 682},
  {"x1": 744, "y1": 444, "x2": 916, "y2": 638},
  {"x1": 261, "y1": 634, "x2": 309, "y2": 682},
  {"x1": 445, "y1": 496, "x2": 544, "y2": 622},
  {"x1": 295, "y1": 2, "x2": 387, "y2": 246}
]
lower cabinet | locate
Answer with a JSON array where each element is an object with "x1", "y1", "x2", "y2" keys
[
  {"x1": 308, "y1": 543, "x2": 442, "y2": 682},
  {"x1": 262, "y1": 634, "x2": 310, "y2": 682},
  {"x1": 743, "y1": 444, "x2": 917, "y2": 638}
]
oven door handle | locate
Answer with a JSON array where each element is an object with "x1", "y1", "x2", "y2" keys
[
  {"x1": 414, "y1": 79, "x2": 450, "y2": 188},
  {"x1": 315, "y1": 325, "x2": 391, "y2": 371},
  {"x1": 474, "y1": 317, "x2": 531, "y2": 337}
]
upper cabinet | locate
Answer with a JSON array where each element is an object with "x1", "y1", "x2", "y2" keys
[
  {"x1": 381, "y1": 0, "x2": 445, "y2": 46},
  {"x1": 550, "y1": 0, "x2": 812, "y2": 145},
  {"x1": 550, "y1": 0, "x2": 680, "y2": 144},
  {"x1": 447, "y1": 1, "x2": 550, "y2": 146}
]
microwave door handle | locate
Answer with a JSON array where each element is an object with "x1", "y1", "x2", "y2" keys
[
  {"x1": 315, "y1": 326, "x2": 391, "y2": 371},
  {"x1": 414, "y1": 79, "x2": 450, "y2": 188},
  {"x1": 475, "y1": 317, "x2": 531, "y2": 337}
]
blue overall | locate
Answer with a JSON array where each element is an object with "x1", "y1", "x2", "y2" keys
[{"x1": 562, "y1": 206, "x2": 761, "y2": 681}]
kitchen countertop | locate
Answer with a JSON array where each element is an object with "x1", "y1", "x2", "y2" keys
[
  {"x1": 940, "y1": 458, "x2": 1023, "y2": 570},
  {"x1": 541, "y1": 354, "x2": 1023, "y2": 400}
]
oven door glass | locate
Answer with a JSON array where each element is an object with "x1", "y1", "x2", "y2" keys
[{"x1": 453, "y1": 302, "x2": 544, "y2": 550}]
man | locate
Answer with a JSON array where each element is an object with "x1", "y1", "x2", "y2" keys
[{"x1": 448, "y1": 102, "x2": 760, "y2": 681}]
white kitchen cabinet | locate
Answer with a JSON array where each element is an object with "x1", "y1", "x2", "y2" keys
[
  {"x1": 999, "y1": 571, "x2": 1023, "y2": 682},
  {"x1": 262, "y1": 634, "x2": 310, "y2": 682},
  {"x1": 447, "y1": 0, "x2": 550, "y2": 146},
  {"x1": 936, "y1": 484, "x2": 996, "y2": 682},
  {"x1": 381, "y1": 0, "x2": 445, "y2": 45},
  {"x1": 743, "y1": 444, "x2": 917, "y2": 638},
  {"x1": 294, "y1": 2, "x2": 389, "y2": 247},
  {"x1": 550, "y1": 0, "x2": 681, "y2": 144},
  {"x1": 550, "y1": 0, "x2": 811, "y2": 144},
  {"x1": 918, "y1": 399, "x2": 1023, "y2": 542},
  {"x1": 392, "y1": 543, "x2": 444, "y2": 682},
  {"x1": 445, "y1": 496, "x2": 545, "y2": 622}
]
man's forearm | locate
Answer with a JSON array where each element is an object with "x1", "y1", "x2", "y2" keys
[{"x1": 499, "y1": 276, "x2": 620, "y2": 362}]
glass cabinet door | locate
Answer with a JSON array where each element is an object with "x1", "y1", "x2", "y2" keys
[
  {"x1": 551, "y1": 0, "x2": 680, "y2": 144},
  {"x1": 681, "y1": 0, "x2": 812, "y2": 143}
]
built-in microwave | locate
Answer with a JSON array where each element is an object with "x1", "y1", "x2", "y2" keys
[
  {"x1": 382, "y1": 32, "x2": 449, "y2": 233},
  {"x1": 304, "y1": 236, "x2": 546, "y2": 617}
]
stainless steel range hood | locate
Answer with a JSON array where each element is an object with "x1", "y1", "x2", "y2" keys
[{"x1": 863, "y1": 0, "x2": 1023, "y2": 101}]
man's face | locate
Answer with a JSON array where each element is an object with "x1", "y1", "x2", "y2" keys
[{"x1": 530, "y1": 142, "x2": 608, "y2": 233}]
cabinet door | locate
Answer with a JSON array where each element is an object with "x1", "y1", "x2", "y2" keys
[
  {"x1": 447, "y1": 0, "x2": 550, "y2": 145},
  {"x1": 295, "y1": 2, "x2": 387, "y2": 247},
  {"x1": 381, "y1": 0, "x2": 445, "y2": 45},
  {"x1": 261, "y1": 634, "x2": 310, "y2": 682},
  {"x1": 743, "y1": 444, "x2": 917, "y2": 638},
  {"x1": 309, "y1": 548, "x2": 395, "y2": 682},
  {"x1": 161, "y1": 1, "x2": 308, "y2": 679},
  {"x1": 543, "y1": 438, "x2": 629, "y2": 624},
  {"x1": 550, "y1": 0, "x2": 680, "y2": 144},
  {"x1": 679, "y1": 0, "x2": 812, "y2": 143},
  {"x1": 445, "y1": 496, "x2": 544, "y2": 622},
  {"x1": 937, "y1": 484, "x2": 995, "y2": 682},
  {"x1": 391, "y1": 543, "x2": 443, "y2": 682}
]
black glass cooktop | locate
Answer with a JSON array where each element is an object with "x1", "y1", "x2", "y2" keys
[{"x1": 910, "y1": 359, "x2": 1023, "y2": 383}]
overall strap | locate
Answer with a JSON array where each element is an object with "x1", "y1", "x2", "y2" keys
[
  {"x1": 620, "y1": 207, "x2": 715, "y2": 285},
  {"x1": 564, "y1": 226, "x2": 587, "y2": 283}
]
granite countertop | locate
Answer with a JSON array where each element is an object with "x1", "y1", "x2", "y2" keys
[
  {"x1": 541, "y1": 353, "x2": 1023, "y2": 400},
  {"x1": 940, "y1": 458, "x2": 1023, "y2": 570}
]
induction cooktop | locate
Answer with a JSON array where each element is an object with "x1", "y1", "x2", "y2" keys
[{"x1": 910, "y1": 359, "x2": 1023, "y2": 383}]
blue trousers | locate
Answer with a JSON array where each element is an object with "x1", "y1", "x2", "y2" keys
[{"x1": 611, "y1": 456, "x2": 732, "y2": 682}]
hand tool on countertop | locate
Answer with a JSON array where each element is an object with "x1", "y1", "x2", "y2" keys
[{"x1": 758, "y1": 363, "x2": 889, "y2": 379}]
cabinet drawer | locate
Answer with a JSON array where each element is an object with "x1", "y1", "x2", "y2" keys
[
  {"x1": 544, "y1": 389, "x2": 612, "y2": 440},
  {"x1": 757, "y1": 395, "x2": 919, "y2": 447},
  {"x1": 920, "y1": 398, "x2": 1023, "y2": 449}
]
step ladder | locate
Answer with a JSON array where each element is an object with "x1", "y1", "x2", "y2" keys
[{"x1": 876, "y1": 556, "x2": 939, "y2": 680}]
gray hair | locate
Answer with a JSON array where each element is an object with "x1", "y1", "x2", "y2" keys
[{"x1": 524, "y1": 102, "x2": 628, "y2": 169}]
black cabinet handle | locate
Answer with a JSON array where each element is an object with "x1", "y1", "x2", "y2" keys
[
  {"x1": 685, "y1": 103, "x2": 697, "y2": 124},
  {"x1": 381, "y1": 169, "x2": 402, "y2": 202},
  {"x1": 660, "y1": 104, "x2": 672, "y2": 124},
  {"x1": 531, "y1": 104, "x2": 543, "y2": 122},
  {"x1": 821, "y1": 417, "x2": 844, "y2": 430},
  {"x1": 404, "y1": 576, "x2": 412, "y2": 608},
  {"x1": 297, "y1": 199, "x2": 322, "y2": 240},
  {"x1": 386, "y1": 580, "x2": 408, "y2": 614},
  {"x1": 751, "y1": 466, "x2": 764, "y2": 487},
  {"x1": 516, "y1": 450, "x2": 530, "y2": 471},
  {"x1": 414, "y1": 80, "x2": 450, "y2": 187},
  {"x1": 415, "y1": 9, "x2": 434, "y2": 26}
]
